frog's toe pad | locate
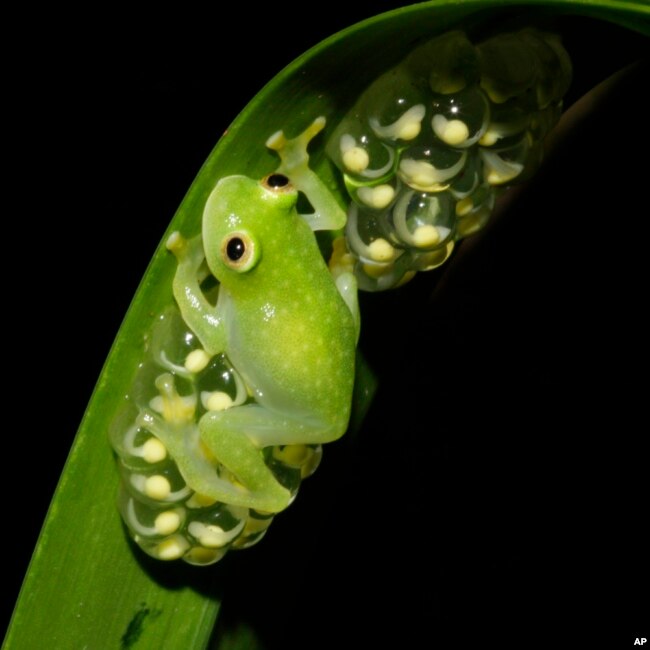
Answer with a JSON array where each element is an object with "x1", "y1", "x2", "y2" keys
[{"x1": 166, "y1": 231, "x2": 186, "y2": 254}]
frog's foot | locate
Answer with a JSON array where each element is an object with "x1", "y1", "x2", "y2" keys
[
  {"x1": 167, "y1": 233, "x2": 209, "y2": 289},
  {"x1": 199, "y1": 407, "x2": 292, "y2": 513},
  {"x1": 266, "y1": 116, "x2": 326, "y2": 176},
  {"x1": 328, "y1": 236, "x2": 354, "y2": 278},
  {"x1": 136, "y1": 408, "x2": 254, "y2": 509},
  {"x1": 199, "y1": 402, "x2": 349, "y2": 512},
  {"x1": 266, "y1": 117, "x2": 347, "y2": 232},
  {"x1": 150, "y1": 372, "x2": 197, "y2": 425}
]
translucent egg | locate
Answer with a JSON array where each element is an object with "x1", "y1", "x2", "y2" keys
[
  {"x1": 411, "y1": 242, "x2": 455, "y2": 271},
  {"x1": 124, "y1": 461, "x2": 191, "y2": 506},
  {"x1": 481, "y1": 134, "x2": 530, "y2": 186},
  {"x1": 196, "y1": 354, "x2": 243, "y2": 410},
  {"x1": 478, "y1": 31, "x2": 538, "y2": 105},
  {"x1": 398, "y1": 144, "x2": 467, "y2": 192},
  {"x1": 361, "y1": 67, "x2": 429, "y2": 144},
  {"x1": 414, "y1": 31, "x2": 480, "y2": 95},
  {"x1": 149, "y1": 308, "x2": 201, "y2": 371},
  {"x1": 454, "y1": 183, "x2": 496, "y2": 238},
  {"x1": 345, "y1": 203, "x2": 397, "y2": 264},
  {"x1": 231, "y1": 511, "x2": 275, "y2": 549},
  {"x1": 326, "y1": 114, "x2": 398, "y2": 183},
  {"x1": 430, "y1": 85, "x2": 490, "y2": 148},
  {"x1": 528, "y1": 102, "x2": 563, "y2": 142},
  {"x1": 389, "y1": 189, "x2": 455, "y2": 250},
  {"x1": 479, "y1": 101, "x2": 531, "y2": 148},
  {"x1": 186, "y1": 504, "x2": 246, "y2": 549},
  {"x1": 449, "y1": 148, "x2": 482, "y2": 199},
  {"x1": 353, "y1": 252, "x2": 415, "y2": 292},
  {"x1": 518, "y1": 29, "x2": 572, "y2": 108}
]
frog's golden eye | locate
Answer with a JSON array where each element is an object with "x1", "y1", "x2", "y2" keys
[
  {"x1": 220, "y1": 231, "x2": 260, "y2": 272},
  {"x1": 262, "y1": 173, "x2": 293, "y2": 192}
]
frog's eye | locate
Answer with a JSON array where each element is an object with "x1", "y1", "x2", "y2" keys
[
  {"x1": 262, "y1": 173, "x2": 293, "y2": 192},
  {"x1": 220, "y1": 231, "x2": 260, "y2": 272}
]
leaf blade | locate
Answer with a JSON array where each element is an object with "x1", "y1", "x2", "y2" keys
[{"x1": 5, "y1": 1, "x2": 647, "y2": 647}]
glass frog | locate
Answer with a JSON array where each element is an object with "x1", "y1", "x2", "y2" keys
[
  {"x1": 110, "y1": 118, "x2": 360, "y2": 564},
  {"x1": 165, "y1": 119, "x2": 359, "y2": 514}
]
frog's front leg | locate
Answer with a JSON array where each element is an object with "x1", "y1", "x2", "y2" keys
[
  {"x1": 166, "y1": 231, "x2": 225, "y2": 356},
  {"x1": 199, "y1": 405, "x2": 342, "y2": 513},
  {"x1": 267, "y1": 116, "x2": 347, "y2": 232},
  {"x1": 268, "y1": 118, "x2": 361, "y2": 338}
]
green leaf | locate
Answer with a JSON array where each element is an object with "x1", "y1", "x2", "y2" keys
[{"x1": 5, "y1": 1, "x2": 647, "y2": 648}]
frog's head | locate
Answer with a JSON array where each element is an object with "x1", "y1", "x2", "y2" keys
[{"x1": 202, "y1": 173, "x2": 299, "y2": 286}]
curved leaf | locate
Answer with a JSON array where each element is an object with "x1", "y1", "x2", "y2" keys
[{"x1": 5, "y1": 1, "x2": 647, "y2": 647}]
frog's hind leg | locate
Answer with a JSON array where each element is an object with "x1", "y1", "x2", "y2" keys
[
  {"x1": 199, "y1": 404, "x2": 333, "y2": 513},
  {"x1": 138, "y1": 408, "x2": 252, "y2": 507}
]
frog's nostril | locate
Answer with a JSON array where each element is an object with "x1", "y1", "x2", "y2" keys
[{"x1": 265, "y1": 173, "x2": 290, "y2": 189}]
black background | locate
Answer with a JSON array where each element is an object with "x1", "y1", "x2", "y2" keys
[{"x1": 5, "y1": 3, "x2": 648, "y2": 647}]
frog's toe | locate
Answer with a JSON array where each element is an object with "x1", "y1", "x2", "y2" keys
[
  {"x1": 265, "y1": 129, "x2": 287, "y2": 152},
  {"x1": 299, "y1": 115, "x2": 326, "y2": 146},
  {"x1": 266, "y1": 116, "x2": 326, "y2": 158},
  {"x1": 166, "y1": 231, "x2": 187, "y2": 255}
]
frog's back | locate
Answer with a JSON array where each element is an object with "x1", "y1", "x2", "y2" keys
[
  {"x1": 228, "y1": 214, "x2": 356, "y2": 431},
  {"x1": 206, "y1": 175, "x2": 356, "y2": 432}
]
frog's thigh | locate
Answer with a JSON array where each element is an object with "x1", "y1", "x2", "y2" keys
[
  {"x1": 203, "y1": 403, "x2": 336, "y2": 447},
  {"x1": 199, "y1": 405, "x2": 314, "y2": 512},
  {"x1": 142, "y1": 410, "x2": 250, "y2": 506}
]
